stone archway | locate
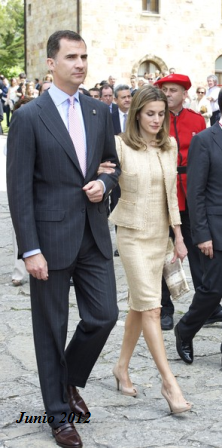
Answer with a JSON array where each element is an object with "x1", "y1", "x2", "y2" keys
[
  {"x1": 131, "y1": 54, "x2": 168, "y2": 77},
  {"x1": 215, "y1": 54, "x2": 222, "y2": 86}
]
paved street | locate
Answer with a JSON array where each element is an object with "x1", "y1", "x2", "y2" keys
[{"x1": 0, "y1": 144, "x2": 222, "y2": 447}]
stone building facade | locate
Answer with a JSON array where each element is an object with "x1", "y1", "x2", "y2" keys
[{"x1": 26, "y1": 0, "x2": 222, "y2": 89}]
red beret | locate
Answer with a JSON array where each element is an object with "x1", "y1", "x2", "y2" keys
[{"x1": 154, "y1": 74, "x2": 192, "y2": 90}]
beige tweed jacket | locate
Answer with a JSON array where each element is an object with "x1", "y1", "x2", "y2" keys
[{"x1": 109, "y1": 135, "x2": 181, "y2": 230}]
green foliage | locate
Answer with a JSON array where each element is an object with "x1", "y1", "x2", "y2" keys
[
  {"x1": 2, "y1": 65, "x2": 24, "y2": 79},
  {"x1": 0, "y1": 0, "x2": 24, "y2": 78}
]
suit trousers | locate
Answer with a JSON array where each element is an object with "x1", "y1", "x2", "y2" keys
[
  {"x1": 161, "y1": 209, "x2": 202, "y2": 315},
  {"x1": 29, "y1": 216, "x2": 118, "y2": 428},
  {"x1": 178, "y1": 250, "x2": 222, "y2": 341}
]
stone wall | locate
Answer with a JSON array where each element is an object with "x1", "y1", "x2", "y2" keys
[
  {"x1": 26, "y1": 0, "x2": 78, "y2": 80},
  {"x1": 26, "y1": 0, "x2": 222, "y2": 89}
]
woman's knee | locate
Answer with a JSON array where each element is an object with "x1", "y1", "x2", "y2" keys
[{"x1": 143, "y1": 307, "x2": 161, "y2": 320}]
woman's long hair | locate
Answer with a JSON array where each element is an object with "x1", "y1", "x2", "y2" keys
[{"x1": 123, "y1": 85, "x2": 171, "y2": 151}]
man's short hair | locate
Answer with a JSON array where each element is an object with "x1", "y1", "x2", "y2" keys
[
  {"x1": 19, "y1": 72, "x2": 26, "y2": 79},
  {"x1": 99, "y1": 83, "x2": 113, "y2": 98},
  {"x1": 100, "y1": 80, "x2": 108, "y2": 87},
  {"x1": 89, "y1": 87, "x2": 100, "y2": 93},
  {"x1": 114, "y1": 84, "x2": 131, "y2": 99},
  {"x1": 47, "y1": 30, "x2": 86, "y2": 59},
  {"x1": 218, "y1": 88, "x2": 222, "y2": 112},
  {"x1": 207, "y1": 74, "x2": 218, "y2": 85}
]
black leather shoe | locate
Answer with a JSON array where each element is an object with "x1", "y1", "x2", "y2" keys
[
  {"x1": 161, "y1": 314, "x2": 174, "y2": 331},
  {"x1": 174, "y1": 323, "x2": 193, "y2": 364},
  {"x1": 114, "y1": 249, "x2": 119, "y2": 257},
  {"x1": 204, "y1": 309, "x2": 222, "y2": 325}
]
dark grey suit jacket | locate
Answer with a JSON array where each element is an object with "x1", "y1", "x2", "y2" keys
[
  {"x1": 111, "y1": 108, "x2": 121, "y2": 135},
  {"x1": 7, "y1": 91, "x2": 120, "y2": 269},
  {"x1": 187, "y1": 122, "x2": 222, "y2": 250}
]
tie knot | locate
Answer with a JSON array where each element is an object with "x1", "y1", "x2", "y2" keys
[{"x1": 69, "y1": 96, "x2": 75, "y2": 107}]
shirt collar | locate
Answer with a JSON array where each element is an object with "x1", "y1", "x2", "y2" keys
[
  {"x1": 49, "y1": 83, "x2": 80, "y2": 106},
  {"x1": 119, "y1": 109, "x2": 128, "y2": 117},
  {"x1": 170, "y1": 108, "x2": 184, "y2": 117}
]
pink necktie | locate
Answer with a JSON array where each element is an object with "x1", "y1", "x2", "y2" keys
[
  {"x1": 68, "y1": 96, "x2": 86, "y2": 176},
  {"x1": 122, "y1": 113, "x2": 127, "y2": 132}
]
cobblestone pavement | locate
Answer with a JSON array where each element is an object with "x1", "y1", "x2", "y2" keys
[{"x1": 0, "y1": 174, "x2": 222, "y2": 447}]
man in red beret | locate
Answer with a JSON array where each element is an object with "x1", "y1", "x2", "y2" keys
[{"x1": 154, "y1": 74, "x2": 222, "y2": 330}]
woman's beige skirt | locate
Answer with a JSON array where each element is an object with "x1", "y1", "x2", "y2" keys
[{"x1": 117, "y1": 226, "x2": 168, "y2": 312}]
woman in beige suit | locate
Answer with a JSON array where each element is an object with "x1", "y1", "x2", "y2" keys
[{"x1": 99, "y1": 85, "x2": 191, "y2": 414}]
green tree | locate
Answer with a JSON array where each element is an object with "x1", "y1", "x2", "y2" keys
[{"x1": 0, "y1": 0, "x2": 24, "y2": 78}]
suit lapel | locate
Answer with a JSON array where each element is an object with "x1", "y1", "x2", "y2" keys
[{"x1": 37, "y1": 93, "x2": 83, "y2": 175}]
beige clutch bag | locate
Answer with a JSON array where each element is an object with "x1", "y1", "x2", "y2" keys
[{"x1": 163, "y1": 238, "x2": 190, "y2": 300}]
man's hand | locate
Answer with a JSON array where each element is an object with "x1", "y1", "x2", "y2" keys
[
  {"x1": 83, "y1": 180, "x2": 104, "y2": 202},
  {"x1": 24, "y1": 253, "x2": 48, "y2": 280},
  {"x1": 198, "y1": 240, "x2": 213, "y2": 259},
  {"x1": 97, "y1": 161, "x2": 116, "y2": 175}
]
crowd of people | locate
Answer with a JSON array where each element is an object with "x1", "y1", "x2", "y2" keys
[
  {"x1": 0, "y1": 69, "x2": 220, "y2": 131},
  {"x1": 0, "y1": 72, "x2": 53, "y2": 130},
  {"x1": 3, "y1": 29, "x2": 222, "y2": 448}
]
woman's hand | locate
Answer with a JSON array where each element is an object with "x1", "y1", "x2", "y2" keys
[
  {"x1": 171, "y1": 238, "x2": 188, "y2": 263},
  {"x1": 97, "y1": 161, "x2": 116, "y2": 175}
]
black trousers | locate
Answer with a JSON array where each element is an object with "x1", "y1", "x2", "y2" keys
[
  {"x1": 161, "y1": 208, "x2": 222, "y2": 316},
  {"x1": 178, "y1": 250, "x2": 222, "y2": 341},
  {"x1": 3, "y1": 103, "x2": 10, "y2": 127},
  {"x1": 30, "y1": 218, "x2": 118, "y2": 427}
]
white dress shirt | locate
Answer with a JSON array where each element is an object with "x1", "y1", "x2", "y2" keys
[
  {"x1": 206, "y1": 86, "x2": 220, "y2": 113},
  {"x1": 119, "y1": 110, "x2": 128, "y2": 132}
]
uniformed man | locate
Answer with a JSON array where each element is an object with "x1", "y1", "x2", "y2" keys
[{"x1": 154, "y1": 74, "x2": 222, "y2": 330}]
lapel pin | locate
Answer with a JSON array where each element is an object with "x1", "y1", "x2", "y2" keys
[{"x1": 92, "y1": 109, "x2": 96, "y2": 115}]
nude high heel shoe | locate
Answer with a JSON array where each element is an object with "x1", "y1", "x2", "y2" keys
[
  {"x1": 161, "y1": 386, "x2": 192, "y2": 414},
  {"x1": 112, "y1": 366, "x2": 137, "y2": 397}
]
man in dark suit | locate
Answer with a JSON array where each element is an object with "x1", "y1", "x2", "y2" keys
[
  {"x1": 111, "y1": 84, "x2": 131, "y2": 135},
  {"x1": 110, "y1": 84, "x2": 131, "y2": 256},
  {"x1": 175, "y1": 89, "x2": 222, "y2": 365},
  {"x1": 99, "y1": 83, "x2": 118, "y2": 113},
  {"x1": 7, "y1": 30, "x2": 120, "y2": 448},
  {"x1": 0, "y1": 99, "x2": 3, "y2": 134}
]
